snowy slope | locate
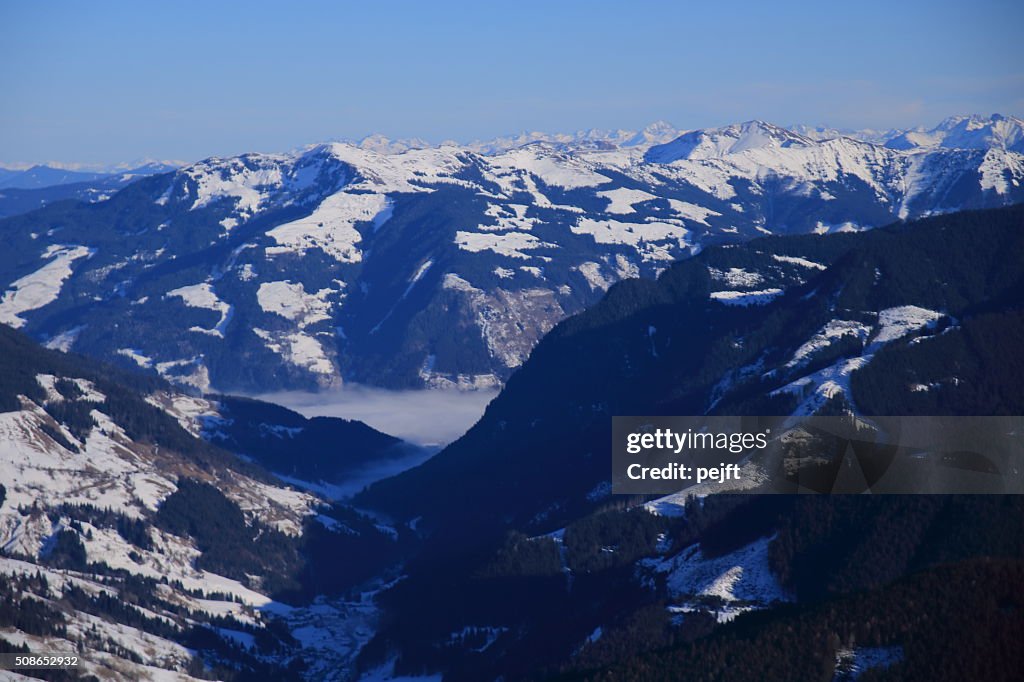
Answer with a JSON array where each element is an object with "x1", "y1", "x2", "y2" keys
[
  {"x1": 0, "y1": 335, "x2": 408, "y2": 680},
  {"x1": 642, "y1": 535, "x2": 790, "y2": 624}
]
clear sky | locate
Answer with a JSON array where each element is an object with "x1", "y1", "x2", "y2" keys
[{"x1": 2, "y1": 0, "x2": 1022, "y2": 166}]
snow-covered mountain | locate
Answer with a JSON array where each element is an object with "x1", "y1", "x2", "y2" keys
[
  {"x1": 882, "y1": 113, "x2": 1024, "y2": 152},
  {"x1": 790, "y1": 113, "x2": 1024, "y2": 152},
  {"x1": 0, "y1": 324, "x2": 413, "y2": 680},
  {"x1": 458, "y1": 120, "x2": 684, "y2": 154},
  {"x1": 0, "y1": 115, "x2": 1021, "y2": 392},
  {"x1": 788, "y1": 123, "x2": 900, "y2": 144}
]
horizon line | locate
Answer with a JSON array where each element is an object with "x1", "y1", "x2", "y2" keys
[{"x1": 2, "y1": 111, "x2": 1020, "y2": 171}]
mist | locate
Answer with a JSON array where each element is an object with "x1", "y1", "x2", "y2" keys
[
  {"x1": 249, "y1": 384, "x2": 500, "y2": 447},
  {"x1": 275, "y1": 442, "x2": 441, "y2": 500}
]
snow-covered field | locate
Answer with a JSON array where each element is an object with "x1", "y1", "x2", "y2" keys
[
  {"x1": 642, "y1": 534, "x2": 790, "y2": 624},
  {"x1": 267, "y1": 191, "x2": 389, "y2": 262},
  {"x1": 571, "y1": 218, "x2": 690, "y2": 260},
  {"x1": 0, "y1": 245, "x2": 94, "y2": 328},
  {"x1": 454, "y1": 230, "x2": 555, "y2": 260},
  {"x1": 257, "y1": 280, "x2": 335, "y2": 327}
]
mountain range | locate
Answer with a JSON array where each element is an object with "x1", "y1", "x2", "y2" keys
[
  {"x1": 349, "y1": 113, "x2": 1024, "y2": 156},
  {"x1": 1, "y1": 204, "x2": 1020, "y2": 680},
  {"x1": 0, "y1": 115, "x2": 1021, "y2": 393},
  {"x1": 0, "y1": 162, "x2": 183, "y2": 220}
]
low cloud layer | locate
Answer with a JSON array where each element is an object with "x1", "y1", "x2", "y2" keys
[
  {"x1": 276, "y1": 443, "x2": 440, "y2": 500},
  {"x1": 249, "y1": 384, "x2": 499, "y2": 446}
]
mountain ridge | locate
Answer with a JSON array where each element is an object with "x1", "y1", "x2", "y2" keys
[
  {"x1": 343, "y1": 204, "x2": 1024, "y2": 680},
  {"x1": 0, "y1": 115, "x2": 1021, "y2": 394}
]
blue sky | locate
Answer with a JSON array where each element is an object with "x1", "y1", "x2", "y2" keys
[{"x1": 2, "y1": 0, "x2": 1022, "y2": 165}]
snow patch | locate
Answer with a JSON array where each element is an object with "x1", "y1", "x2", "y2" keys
[
  {"x1": 480, "y1": 202, "x2": 538, "y2": 231},
  {"x1": 118, "y1": 348, "x2": 154, "y2": 369},
  {"x1": 267, "y1": 192, "x2": 389, "y2": 262},
  {"x1": 164, "y1": 283, "x2": 233, "y2": 338},
  {"x1": 441, "y1": 273, "x2": 481, "y2": 293},
  {"x1": 772, "y1": 254, "x2": 827, "y2": 270},
  {"x1": 44, "y1": 326, "x2": 85, "y2": 352},
  {"x1": 253, "y1": 328, "x2": 334, "y2": 376},
  {"x1": 257, "y1": 281, "x2": 334, "y2": 328},
  {"x1": 709, "y1": 267, "x2": 763, "y2": 288},
  {"x1": 667, "y1": 199, "x2": 721, "y2": 226},
  {"x1": 575, "y1": 262, "x2": 612, "y2": 291},
  {"x1": 786, "y1": 320, "x2": 871, "y2": 368},
  {"x1": 643, "y1": 535, "x2": 789, "y2": 624},
  {"x1": 867, "y1": 305, "x2": 943, "y2": 351},
  {"x1": 0, "y1": 245, "x2": 94, "y2": 328},
  {"x1": 571, "y1": 218, "x2": 689, "y2": 261},
  {"x1": 454, "y1": 231, "x2": 556, "y2": 260},
  {"x1": 710, "y1": 289, "x2": 782, "y2": 306},
  {"x1": 598, "y1": 187, "x2": 657, "y2": 214}
]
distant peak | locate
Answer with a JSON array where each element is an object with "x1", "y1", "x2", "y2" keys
[
  {"x1": 355, "y1": 134, "x2": 432, "y2": 155},
  {"x1": 641, "y1": 120, "x2": 676, "y2": 133}
]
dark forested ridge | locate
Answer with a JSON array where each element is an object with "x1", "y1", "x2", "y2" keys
[
  {"x1": 346, "y1": 205, "x2": 1024, "y2": 681},
  {"x1": 359, "y1": 205, "x2": 1024, "y2": 530},
  {"x1": 568, "y1": 559, "x2": 1024, "y2": 682}
]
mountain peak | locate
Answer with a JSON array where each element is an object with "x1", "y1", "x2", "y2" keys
[
  {"x1": 886, "y1": 113, "x2": 1024, "y2": 151},
  {"x1": 356, "y1": 134, "x2": 433, "y2": 155},
  {"x1": 643, "y1": 119, "x2": 810, "y2": 163}
]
